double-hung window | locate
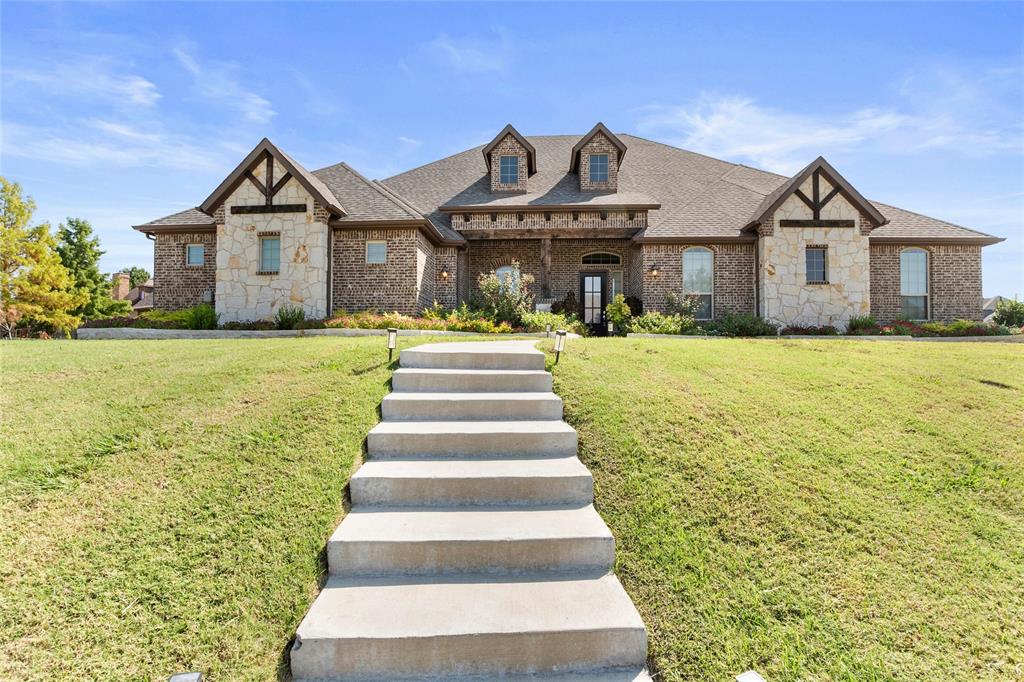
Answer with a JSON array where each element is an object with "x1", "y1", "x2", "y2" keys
[
  {"x1": 682, "y1": 247, "x2": 714, "y2": 320},
  {"x1": 366, "y1": 240, "x2": 387, "y2": 264},
  {"x1": 185, "y1": 244, "x2": 204, "y2": 267},
  {"x1": 499, "y1": 155, "x2": 519, "y2": 185},
  {"x1": 259, "y1": 236, "x2": 280, "y2": 273},
  {"x1": 805, "y1": 246, "x2": 828, "y2": 284},
  {"x1": 589, "y1": 154, "x2": 609, "y2": 183},
  {"x1": 900, "y1": 248, "x2": 929, "y2": 319}
]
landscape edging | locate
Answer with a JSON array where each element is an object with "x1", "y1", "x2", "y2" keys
[
  {"x1": 76, "y1": 327, "x2": 567, "y2": 340},
  {"x1": 626, "y1": 333, "x2": 1024, "y2": 343}
]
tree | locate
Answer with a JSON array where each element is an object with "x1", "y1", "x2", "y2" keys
[
  {"x1": 55, "y1": 217, "x2": 130, "y2": 319},
  {"x1": 119, "y1": 266, "x2": 151, "y2": 289},
  {"x1": 1, "y1": 177, "x2": 88, "y2": 337}
]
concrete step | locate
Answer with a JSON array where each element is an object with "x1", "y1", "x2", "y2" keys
[
  {"x1": 328, "y1": 505, "x2": 614, "y2": 575},
  {"x1": 391, "y1": 367, "x2": 553, "y2": 393},
  {"x1": 400, "y1": 341, "x2": 546, "y2": 370},
  {"x1": 350, "y1": 456, "x2": 594, "y2": 506},
  {"x1": 382, "y1": 391, "x2": 563, "y2": 421},
  {"x1": 305, "y1": 668, "x2": 653, "y2": 681},
  {"x1": 366, "y1": 420, "x2": 577, "y2": 458},
  {"x1": 290, "y1": 572, "x2": 647, "y2": 680}
]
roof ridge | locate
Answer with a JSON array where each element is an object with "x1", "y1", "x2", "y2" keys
[{"x1": 372, "y1": 179, "x2": 427, "y2": 218}]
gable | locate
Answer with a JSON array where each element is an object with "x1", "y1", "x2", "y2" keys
[
  {"x1": 481, "y1": 124, "x2": 537, "y2": 175},
  {"x1": 570, "y1": 122, "x2": 627, "y2": 173}
]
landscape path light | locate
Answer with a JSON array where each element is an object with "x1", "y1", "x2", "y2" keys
[
  {"x1": 387, "y1": 327, "x2": 398, "y2": 362},
  {"x1": 545, "y1": 323, "x2": 552, "y2": 338},
  {"x1": 554, "y1": 329, "x2": 567, "y2": 364}
]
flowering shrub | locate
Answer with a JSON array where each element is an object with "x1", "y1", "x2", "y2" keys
[
  {"x1": 473, "y1": 261, "x2": 535, "y2": 325},
  {"x1": 604, "y1": 294, "x2": 633, "y2": 336}
]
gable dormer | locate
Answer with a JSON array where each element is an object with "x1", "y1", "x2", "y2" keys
[
  {"x1": 482, "y1": 124, "x2": 536, "y2": 193},
  {"x1": 570, "y1": 122, "x2": 627, "y2": 192}
]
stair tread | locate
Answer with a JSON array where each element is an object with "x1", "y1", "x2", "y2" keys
[
  {"x1": 392, "y1": 368, "x2": 551, "y2": 376},
  {"x1": 369, "y1": 420, "x2": 576, "y2": 434},
  {"x1": 383, "y1": 391, "x2": 561, "y2": 401},
  {"x1": 296, "y1": 572, "x2": 645, "y2": 641},
  {"x1": 353, "y1": 455, "x2": 591, "y2": 479},
  {"x1": 332, "y1": 505, "x2": 611, "y2": 543}
]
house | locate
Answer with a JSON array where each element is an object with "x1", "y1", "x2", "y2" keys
[
  {"x1": 133, "y1": 123, "x2": 1004, "y2": 332},
  {"x1": 110, "y1": 273, "x2": 155, "y2": 315},
  {"x1": 982, "y1": 295, "x2": 1012, "y2": 324}
]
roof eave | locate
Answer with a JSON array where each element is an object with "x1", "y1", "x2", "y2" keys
[
  {"x1": 132, "y1": 223, "x2": 216, "y2": 234},
  {"x1": 329, "y1": 218, "x2": 465, "y2": 247},
  {"x1": 869, "y1": 235, "x2": 1005, "y2": 246},
  {"x1": 439, "y1": 202, "x2": 661, "y2": 213}
]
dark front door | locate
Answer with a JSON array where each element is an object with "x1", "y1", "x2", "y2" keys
[{"x1": 580, "y1": 272, "x2": 607, "y2": 336}]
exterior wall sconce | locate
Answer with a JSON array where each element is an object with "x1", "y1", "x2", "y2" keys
[
  {"x1": 554, "y1": 329, "x2": 567, "y2": 364},
  {"x1": 386, "y1": 327, "x2": 398, "y2": 362},
  {"x1": 649, "y1": 264, "x2": 660, "y2": 277},
  {"x1": 440, "y1": 269, "x2": 450, "y2": 280}
]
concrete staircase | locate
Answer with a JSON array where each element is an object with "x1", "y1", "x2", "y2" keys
[{"x1": 291, "y1": 341, "x2": 649, "y2": 681}]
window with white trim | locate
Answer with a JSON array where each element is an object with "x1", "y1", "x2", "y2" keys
[
  {"x1": 589, "y1": 154, "x2": 609, "y2": 183},
  {"x1": 900, "y1": 248, "x2": 929, "y2": 319},
  {"x1": 258, "y1": 237, "x2": 280, "y2": 273},
  {"x1": 499, "y1": 156, "x2": 519, "y2": 185},
  {"x1": 495, "y1": 265, "x2": 519, "y2": 293},
  {"x1": 682, "y1": 247, "x2": 713, "y2": 320},
  {"x1": 185, "y1": 244, "x2": 204, "y2": 267},
  {"x1": 366, "y1": 241, "x2": 387, "y2": 264}
]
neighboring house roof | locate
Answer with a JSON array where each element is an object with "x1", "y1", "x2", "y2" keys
[
  {"x1": 569, "y1": 122, "x2": 628, "y2": 172},
  {"x1": 198, "y1": 138, "x2": 345, "y2": 216},
  {"x1": 482, "y1": 124, "x2": 537, "y2": 175}
]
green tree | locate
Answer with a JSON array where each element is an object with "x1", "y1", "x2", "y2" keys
[
  {"x1": 55, "y1": 217, "x2": 130, "y2": 319},
  {"x1": 1, "y1": 177, "x2": 88, "y2": 337},
  {"x1": 119, "y1": 266, "x2": 151, "y2": 289}
]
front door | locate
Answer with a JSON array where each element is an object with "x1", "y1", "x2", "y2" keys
[{"x1": 580, "y1": 272, "x2": 607, "y2": 336}]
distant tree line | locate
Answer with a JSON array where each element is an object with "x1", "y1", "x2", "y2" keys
[{"x1": 1, "y1": 176, "x2": 149, "y2": 338}]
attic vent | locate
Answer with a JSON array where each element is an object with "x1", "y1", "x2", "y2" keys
[
  {"x1": 490, "y1": 213, "x2": 497, "y2": 222},
  {"x1": 628, "y1": 211, "x2": 635, "y2": 221},
  {"x1": 463, "y1": 213, "x2": 471, "y2": 223},
  {"x1": 600, "y1": 211, "x2": 608, "y2": 221},
  {"x1": 572, "y1": 211, "x2": 579, "y2": 222},
  {"x1": 517, "y1": 212, "x2": 524, "y2": 222},
  {"x1": 544, "y1": 212, "x2": 551, "y2": 221}
]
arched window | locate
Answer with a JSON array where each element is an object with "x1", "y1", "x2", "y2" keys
[
  {"x1": 682, "y1": 247, "x2": 713, "y2": 320},
  {"x1": 900, "y1": 248, "x2": 929, "y2": 320},
  {"x1": 495, "y1": 265, "x2": 520, "y2": 293},
  {"x1": 581, "y1": 252, "x2": 621, "y2": 265}
]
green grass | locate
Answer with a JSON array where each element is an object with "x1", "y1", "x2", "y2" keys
[
  {"x1": 549, "y1": 337, "x2": 1024, "y2": 681},
  {"x1": 2, "y1": 336, "x2": 1022, "y2": 680}
]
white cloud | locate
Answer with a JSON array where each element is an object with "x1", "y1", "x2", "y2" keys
[
  {"x1": 634, "y1": 67, "x2": 1023, "y2": 174},
  {"x1": 416, "y1": 32, "x2": 509, "y2": 73},
  {"x1": 5, "y1": 60, "x2": 161, "y2": 107},
  {"x1": 173, "y1": 46, "x2": 275, "y2": 124}
]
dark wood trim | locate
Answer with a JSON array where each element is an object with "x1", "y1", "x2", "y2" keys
[
  {"x1": 539, "y1": 237, "x2": 552, "y2": 298},
  {"x1": 441, "y1": 203, "x2": 660, "y2": 213},
  {"x1": 270, "y1": 172, "x2": 292, "y2": 198},
  {"x1": 631, "y1": 235, "x2": 757, "y2": 244},
  {"x1": 230, "y1": 204, "x2": 306, "y2": 214},
  {"x1": 265, "y1": 156, "x2": 274, "y2": 206},
  {"x1": 794, "y1": 189, "x2": 815, "y2": 212},
  {"x1": 460, "y1": 227, "x2": 639, "y2": 240},
  {"x1": 779, "y1": 219, "x2": 855, "y2": 228},
  {"x1": 244, "y1": 170, "x2": 267, "y2": 197}
]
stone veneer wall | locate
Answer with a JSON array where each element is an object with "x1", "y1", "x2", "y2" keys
[
  {"x1": 215, "y1": 159, "x2": 329, "y2": 323},
  {"x1": 870, "y1": 243, "x2": 982, "y2": 323},
  {"x1": 434, "y1": 246, "x2": 459, "y2": 308},
  {"x1": 640, "y1": 242, "x2": 756, "y2": 317},
  {"x1": 488, "y1": 134, "x2": 529, "y2": 193},
  {"x1": 451, "y1": 210, "x2": 646, "y2": 232},
  {"x1": 331, "y1": 228, "x2": 426, "y2": 314},
  {"x1": 757, "y1": 175, "x2": 870, "y2": 329},
  {"x1": 578, "y1": 132, "x2": 620, "y2": 192},
  {"x1": 153, "y1": 231, "x2": 216, "y2": 310}
]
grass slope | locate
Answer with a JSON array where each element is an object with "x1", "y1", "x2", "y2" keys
[
  {"x1": 2, "y1": 337, "x2": 1022, "y2": 680},
  {"x1": 551, "y1": 338, "x2": 1024, "y2": 681}
]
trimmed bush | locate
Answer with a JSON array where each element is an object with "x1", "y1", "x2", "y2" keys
[
  {"x1": 521, "y1": 311, "x2": 587, "y2": 336},
  {"x1": 629, "y1": 312, "x2": 686, "y2": 335},
  {"x1": 702, "y1": 312, "x2": 779, "y2": 337},
  {"x1": 847, "y1": 315, "x2": 879, "y2": 333},
  {"x1": 781, "y1": 325, "x2": 840, "y2": 336}
]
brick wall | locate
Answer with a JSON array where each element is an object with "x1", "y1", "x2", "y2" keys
[
  {"x1": 331, "y1": 228, "x2": 425, "y2": 314},
  {"x1": 578, "y1": 132, "x2": 620, "y2": 192},
  {"x1": 416, "y1": 231, "x2": 435, "y2": 310},
  {"x1": 451, "y1": 210, "x2": 646, "y2": 232},
  {"x1": 434, "y1": 246, "x2": 459, "y2": 308},
  {"x1": 153, "y1": 231, "x2": 216, "y2": 310},
  {"x1": 549, "y1": 239, "x2": 633, "y2": 301},
  {"x1": 641, "y1": 242, "x2": 756, "y2": 316},
  {"x1": 468, "y1": 241, "x2": 542, "y2": 294},
  {"x1": 870, "y1": 243, "x2": 982, "y2": 323},
  {"x1": 489, "y1": 134, "x2": 529, "y2": 193}
]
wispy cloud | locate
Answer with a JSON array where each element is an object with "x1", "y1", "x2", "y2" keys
[
  {"x1": 634, "y1": 66, "x2": 1023, "y2": 174},
  {"x1": 173, "y1": 46, "x2": 275, "y2": 124},
  {"x1": 4, "y1": 59, "x2": 161, "y2": 107},
  {"x1": 409, "y1": 31, "x2": 511, "y2": 74}
]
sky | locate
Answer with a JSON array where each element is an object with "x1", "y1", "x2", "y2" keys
[{"x1": 2, "y1": 1, "x2": 1021, "y2": 297}]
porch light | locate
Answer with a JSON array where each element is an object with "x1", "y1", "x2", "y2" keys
[
  {"x1": 649, "y1": 263, "x2": 659, "y2": 278},
  {"x1": 386, "y1": 327, "x2": 398, "y2": 362},
  {"x1": 440, "y1": 269, "x2": 450, "y2": 280},
  {"x1": 554, "y1": 329, "x2": 567, "y2": 364}
]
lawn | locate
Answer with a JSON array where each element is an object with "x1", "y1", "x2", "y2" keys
[{"x1": 1, "y1": 336, "x2": 1022, "y2": 681}]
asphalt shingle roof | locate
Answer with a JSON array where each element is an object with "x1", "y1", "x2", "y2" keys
[{"x1": 135, "y1": 207, "x2": 214, "y2": 229}]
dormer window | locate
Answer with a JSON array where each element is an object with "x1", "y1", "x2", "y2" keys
[
  {"x1": 499, "y1": 156, "x2": 519, "y2": 185},
  {"x1": 589, "y1": 155, "x2": 609, "y2": 183}
]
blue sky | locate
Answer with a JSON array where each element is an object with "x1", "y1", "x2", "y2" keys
[{"x1": 2, "y1": 1, "x2": 1021, "y2": 297}]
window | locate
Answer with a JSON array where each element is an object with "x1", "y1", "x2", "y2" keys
[
  {"x1": 682, "y1": 247, "x2": 713, "y2": 320},
  {"x1": 499, "y1": 155, "x2": 519, "y2": 184},
  {"x1": 366, "y1": 241, "x2": 387, "y2": 264},
  {"x1": 495, "y1": 265, "x2": 519, "y2": 293},
  {"x1": 900, "y1": 248, "x2": 929, "y2": 319},
  {"x1": 185, "y1": 244, "x2": 204, "y2": 266},
  {"x1": 259, "y1": 236, "x2": 280, "y2": 273},
  {"x1": 610, "y1": 271, "x2": 623, "y2": 299},
  {"x1": 581, "y1": 252, "x2": 621, "y2": 265},
  {"x1": 805, "y1": 246, "x2": 828, "y2": 283},
  {"x1": 589, "y1": 154, "x2": 609, "y2": 183}
]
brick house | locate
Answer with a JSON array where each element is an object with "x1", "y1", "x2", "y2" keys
[{"x1": 134, "y1": 123, "x2": 1003, "y2": 331}]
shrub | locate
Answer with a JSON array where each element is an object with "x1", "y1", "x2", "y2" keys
[
  {"x1": 664, "y1": 292, "x2": 701, "y2": 318},
  {"x1": 220, "y1": 320, "x2": 276, "y2": 331},
  {"x1": 274, "y1": 305, "x2": 305, "y2": 330},
  {"x1": 993, "y1": 298, "x2": 1024, "y2": 328},
  {"x1": 780, "y1": 325, "x2": 840, "y2": 336},
  {"x1": 623, "y1": 296, "x2": 643, "y2": 317},
  {"x1": 550, "y1": 290, "x2": 578, "y2": 316},
  {"x1": 847, "y1": 315, "x2": 879, "y2": 333},
  {"x1": 521, "y1": 311, "x2": 587, "y2": 336},
  {"x1": 919, "y1": 319, "x2": 1012, "y2": 337},
  {"x1": 474, "y1": 261, "x2": 535, "y2": 325},
  {"x1": 185, "y1": 304, "x2": 218, "y2": 330},
  {"x1": 604, "y1": 294, "x2": 632, "y2": 336},
  {"x1": 702, "y1": 312, "x2": 778, "y2": 337},
  {"x1": 421, "y1": 300, "x2": 449, "y2": 320},
  {"x1": 629, "y1": 311, "x2": 685, "y2": 335}
]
